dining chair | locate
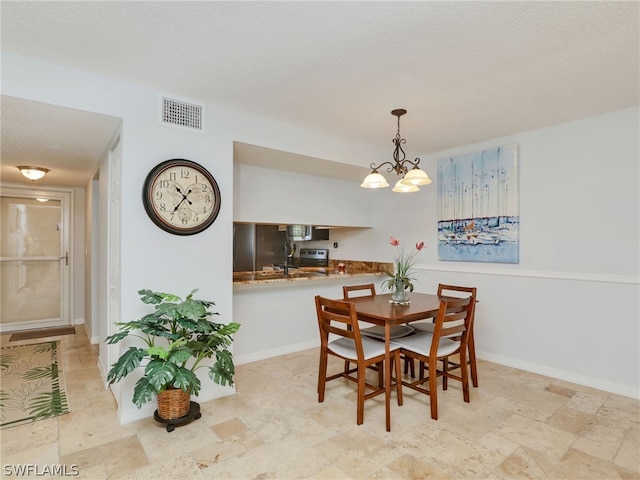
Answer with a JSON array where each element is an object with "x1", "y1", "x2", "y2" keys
[
  {"x1": 411, "y1": 284, "x2": 479, "y2": 388},
  {"x1": 315, "y1": 295, "x2": 403, "y2": 427},
  {"x1": 343, "y1": 283, "x2": 416, "y2": 379},
  {"x1": 391, "y1": 296, "x2": 475, "y2": 420}
]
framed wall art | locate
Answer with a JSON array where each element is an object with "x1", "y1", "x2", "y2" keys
[{"x1": 437, "y1": 144, "x2": 519, "y2": 263}]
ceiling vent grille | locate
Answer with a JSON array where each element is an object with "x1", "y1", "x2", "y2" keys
[{"x1": 161, "y1": 97, "x2": 203, "y2": 131}]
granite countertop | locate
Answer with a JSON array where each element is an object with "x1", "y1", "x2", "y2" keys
[{"x1": 233, "y1": 260, "x2": 393, "y2": 286}]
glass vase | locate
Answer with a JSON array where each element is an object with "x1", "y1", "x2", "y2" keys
[{"x1": 391, "y1": 278, "x2": 410, "y2": 303}]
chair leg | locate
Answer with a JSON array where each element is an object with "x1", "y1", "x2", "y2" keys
[
  {"x1": 419, "y1": 360, "x2": 427, "y2": 379},
  {"x1": 468, "y1": 331, "x2": 479, "y2": 388},
  {"x1": 442, "y1": 358, "x2": 449, "y2": 390},
  {"x1": 377, "y1": 361, "x2": 384, "y2": 388},
  {"x1": 318, "y1": 348, "x2": 328, "y2": 402},
  {"x1": 394, "y1": 352, "x2": 403, "y2": 406},
  {"x1": 460, "y1": 349, "x2": 470, "y2": 403},
  {"x1": 403, "y1": 356, "x2": 416, "y2": 378},
  {"x1": 356, "y1": 361, "x2": 365, "y2": 425},
  {"x1": 428, "y1": 358, "x2": 438, "y2": 420}
]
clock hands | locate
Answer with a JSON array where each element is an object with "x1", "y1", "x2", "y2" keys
[{"x1": 173, "y1": 187, "x2": 193, "y2": 212}]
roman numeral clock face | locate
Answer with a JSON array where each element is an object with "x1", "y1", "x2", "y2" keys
[{"x1": 143, "y1": 159, "x2": 221, "y2": 235}]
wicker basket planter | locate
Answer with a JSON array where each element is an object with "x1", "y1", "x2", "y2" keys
[{"x1": 157, "y1": 388, "x2": 190, "y2": 420}]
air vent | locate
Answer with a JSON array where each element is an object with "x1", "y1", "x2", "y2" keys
[{"x1": 161, "y1": 97, "x2": 203, "y2": 131}]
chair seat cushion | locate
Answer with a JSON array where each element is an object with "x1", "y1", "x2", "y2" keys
[
  {"x1": 412, "y1": 322, "x2": 462, "y2": 339},
  {"x1": 361, "y1": 324, "x2": 414, "y2": 339},
  {"x1": 391, "y1": 332, "x2": 460, "y2": 357},
  {"x1": 329, "y1": 336, "x2": 400, "y2": 360},
  {"x1": 411, "y1": 322, "x2": 436, "y2": 333}
]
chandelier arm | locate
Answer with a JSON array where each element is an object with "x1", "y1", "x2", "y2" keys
[
  {"x1": 401, "y1": 158, "x2": 421, "y2": 168},
  {"x1": 369, "y1": 160, "x2": 397, "y2": 172}
]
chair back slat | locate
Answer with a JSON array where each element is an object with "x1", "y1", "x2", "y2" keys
[
  {"x1": 430, "y1": 297, "x2": 474, "y2": 358},
  {"x1": 343, "y1": 283, "x2": 376, "y2": 299},
  {"x1": 315, "y1": 295, "x2": 364, "y2": 359}
]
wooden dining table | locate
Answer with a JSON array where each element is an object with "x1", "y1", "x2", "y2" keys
[{"x1": 346, "y1": 292, "x2": 447, "y2": 431}]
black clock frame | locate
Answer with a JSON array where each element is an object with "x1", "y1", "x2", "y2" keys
[{"x1": 142, "y1": 159, "x2": 221, "y2": 236}]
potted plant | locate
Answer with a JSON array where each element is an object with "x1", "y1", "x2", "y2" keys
[
  {"x1": 381, "y1": 237, "x2": 425, "y2": 303},
  {"x1": 105, "y1": 289, "x2": 240, "y2": 420}
]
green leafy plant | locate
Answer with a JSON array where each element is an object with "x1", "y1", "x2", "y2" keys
[
  {"x1": 106, "y1": 289, "x2": 240, "y2": 408},
  {"x1": 381, "y1": 236, "x2": 425, "y2": 292}
]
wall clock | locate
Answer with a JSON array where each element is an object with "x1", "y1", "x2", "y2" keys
[{"x1": 142, "y1": 159, "x2": 221, "y2": 235}]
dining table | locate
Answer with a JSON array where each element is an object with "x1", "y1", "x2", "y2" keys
[{"x1": 346, "y1": 292, "x2": 449, "y2": 431}]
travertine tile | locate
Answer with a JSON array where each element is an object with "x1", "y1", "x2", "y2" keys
[
  {"x1": 314, "y1": 427, "x2": 403, "y2": 479},
  {"x1": 211, "y1": 417, "x2": 247, "y2": 439},
  {"x1": 0, "y1": 417, "x2": 59, "y2": 456},
  {"x1": 190, "y1": 429, "x2": 265, "y2": 469},
  {"x1": 378, "y1": 453, "x2": 452, "y2": 479},
  {"x1": 491, "y1": 413, "x2": 577, "y2": 463},
  {"x1": 0, "y1": 442, "x2": 59, "y2": 476},
  {"x1": 492, "y1": 446, "x2": 554, "y2": 479},
  {"x1": 571, "y1": 435, "x2": 619, "y2": 463},
  {"x1": 2, "y1": 327, "x2": 638, "y2": 479},
  {"x1": 546, "y1": 406, "x2": 596, "y2": 435},
  {"x1": 60, "y1": 434, "x2": 149, "y2": 478},
  {"x1": 134, "y1": 413, "x2": 220, "y2": 463},
  {"x1": 304, "y1": 463, "x2": 355, "y2": 479},
  {"x1": 201, "y1": 437, "x2": 329, "y2": 479},
  {"x1": 614, "y1": 427, "x2": 640, "y2": 473},
  {"x1": 118, "y1": 453, "x2": 204, "y2": 480},
  {"x1": 547, "y1": 448, "x2": 639, "y2": 480}
]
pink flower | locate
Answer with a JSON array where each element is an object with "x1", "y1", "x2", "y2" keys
[{"x1": 383, "y1": 237, "x2": 425, "y2": 293}]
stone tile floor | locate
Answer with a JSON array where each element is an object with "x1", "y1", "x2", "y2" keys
[{"x1": 1, "y1": 326, "x2": 638, "y2": 479}]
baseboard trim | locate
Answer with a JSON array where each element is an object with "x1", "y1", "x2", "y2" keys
[
  {"x1": 478, "y1": 350, "x2": 639, "y2": 400},
  {"x1": 234, "y1": 339, "x2": 319, "y2": 366}
]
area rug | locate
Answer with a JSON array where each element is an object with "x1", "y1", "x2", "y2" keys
[
  {"x1": 0, "y1": 341, "x2": 70, "y2": 428},
  {"x1": 9, "y1": 326, "x2": 76, "y2": 341}
]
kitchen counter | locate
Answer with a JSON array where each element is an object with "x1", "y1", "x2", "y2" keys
[{"x1": 233, "y1": 261, "x2": 393, "y2": 286}]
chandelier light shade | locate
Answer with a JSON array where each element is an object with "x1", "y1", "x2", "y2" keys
[
  {"x1": 18, "y1": 166, "x2": 49, "y2": 181},
  {"x1": 360, "y1": 170, "x2": 390, "y2": 188},
  {"x1": 392, "y1": 179, "x2": 419, "y2": 193},
  {"x1": 400, "y1": 167, "x2": 432, "y2": 186},
  {"x1": 361, "y1": 108, "x2": 431, "y2": 192}
]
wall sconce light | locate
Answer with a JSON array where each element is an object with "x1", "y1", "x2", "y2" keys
[
  {"x1": 360, "y1": 109, "x2": 431, "y2": 192},
  {"x1": 18, "y1": 166, "x2": 49, "y2": 181}
]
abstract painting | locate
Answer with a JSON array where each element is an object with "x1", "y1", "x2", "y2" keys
[{"x1": 438, "y1": 144, "x2": 519, "y2": 263}]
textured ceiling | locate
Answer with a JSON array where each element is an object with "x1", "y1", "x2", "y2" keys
[{"x1": 1, "y1": 1, "x2": 638, "y2": 187}]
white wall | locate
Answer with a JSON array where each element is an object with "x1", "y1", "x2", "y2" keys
[
  {"x1": 4, "y1": 52, "x2": 637, "y2": 427},
  {"x1": 70, "y1": 188, "x2": 85, "y2": 325},
  {"x1": 2, "y1": 52, "x2": 389, "y2": 423},
  {"x1": 232, "y1": 107, "x2": 639, "y2": 398},
  {"x1": 233, "y1": 163, "x2": 375, "y2": 227},
  {"x1": 389, "y1": 107, "x2": 639, "y2": 398}
]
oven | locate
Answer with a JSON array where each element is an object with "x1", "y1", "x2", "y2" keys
[{"x1": 297, "y1": 248, "x2": 329, "y2": 267}]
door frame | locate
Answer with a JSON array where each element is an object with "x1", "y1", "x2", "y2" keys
[{"x1": 0, "y1": 184, "x2": 74, "y2": 332}]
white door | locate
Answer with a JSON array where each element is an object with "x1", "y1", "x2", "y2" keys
[{"x1": 0, "y1": 186, "x2": 72, "y2": 332}]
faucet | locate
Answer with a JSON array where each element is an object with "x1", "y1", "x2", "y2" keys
[{"x1": 283, "y1": 238, "x2": 296, "y2": 274}]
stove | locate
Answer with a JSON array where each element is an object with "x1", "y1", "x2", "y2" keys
[{"x1": 298, "y1": 248, "x2": 329, "y2": 267}]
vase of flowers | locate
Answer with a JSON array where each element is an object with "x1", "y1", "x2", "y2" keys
[{"x1": 382, "y1": 237, "x2": 425, "y2": 304}]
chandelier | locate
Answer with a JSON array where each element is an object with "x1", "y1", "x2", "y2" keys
[{"x1": 360, "y1": 109, "x2": 431, "y2": 192}]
